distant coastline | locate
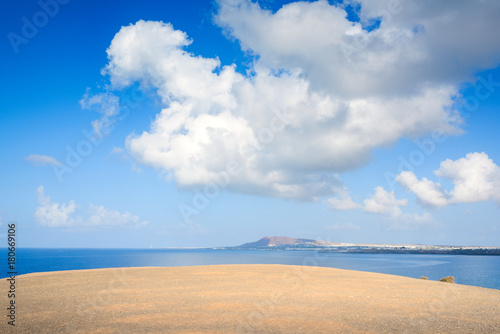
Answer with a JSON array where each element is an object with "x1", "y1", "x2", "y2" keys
[{"x1": 216, "y1": 236, "x2": 500, "y2": 255}]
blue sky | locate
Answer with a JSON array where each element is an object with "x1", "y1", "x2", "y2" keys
[{"x1": 1, "y1": 0, "x2": 499, "y2": 248}]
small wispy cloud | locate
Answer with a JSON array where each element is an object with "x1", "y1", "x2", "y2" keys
[
  {"x1": 111, "y1": 146, "x2": 142, "y2": 173},
  {"x1": 327, "y1": 188, "x2": 362, "y2": 211},
  {"x1": 111, "y1": 147, "x2": 125, "y2": 155},
  {"x1": 328, "y1": 186, "x2": 408, "y2": 218},
  {"x1": 79, "y1": 89, "x2": 120, "y2": 137},
  {"x1": 160, "y1": 221, "x2": 211, "y2": 236},
  {"x1": 383, "y1": 212, "x2": 439, "y2": 231},
  {"x1": 87, "y1": 204, "x2": 148, "y2": 228},
  {"x1": 327, "y1": 223, "x2": 361, "y2": 231},
  {"x1": 328, "y1": 186, "x2": 434, "y2": 230},
  {"x1": 26, "y1": 154, "x2": 62, "y2": 166},
  {"x1": 34, "y1": 186, "x2": 147, "y2": 229}
]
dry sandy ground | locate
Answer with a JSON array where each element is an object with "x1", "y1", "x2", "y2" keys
[{"x1": 1, "y1": 264, "x2": 499, "y2": 333}]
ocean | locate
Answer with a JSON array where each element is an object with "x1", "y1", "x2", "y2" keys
[{"x1": 3, "y1": 248, "x2": 500, "y2": 289}]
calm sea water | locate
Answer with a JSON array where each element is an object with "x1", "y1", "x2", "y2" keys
[{"x1": 2, "y1": 248, "x2": 500, "y2": 289}]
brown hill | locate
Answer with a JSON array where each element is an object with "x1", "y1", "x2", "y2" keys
[{"x1": 239, "y1": 236, "x2": 339, "y2": 248}]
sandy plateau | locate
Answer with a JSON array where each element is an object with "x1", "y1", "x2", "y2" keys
[{"x1": 1, "y1": 264, "x2": 499, "y2": 333}]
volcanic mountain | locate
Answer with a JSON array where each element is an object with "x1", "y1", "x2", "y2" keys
[{"x1": 238, "y1": 236, "x2": 340, "y2": 248}]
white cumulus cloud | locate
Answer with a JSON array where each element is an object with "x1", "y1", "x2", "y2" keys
[
  {"x1": 363, "y1": 186, "x2": 408, "y2": 217},
  {"x1": 98, "y1": 0, "x2": 500, "y2": 200},
  {"x1": 398, "y1": 152, "x2": 500, "y2": 207},
  {"x1": 436, "y1": 152, "x2": 500, "y2": 203},
  {"x1": 34, "y1": 186, "x2": 77, "y2": 227},
  {"x1": 217, "y1": 0, "x2": 500, "y2": 97},
  {"x1": 396, "y1": 171, "x2": 449, "y2": 208}
]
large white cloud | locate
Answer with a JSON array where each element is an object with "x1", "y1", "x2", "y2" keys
[
  {"x1": 217, "y1": 0, "x2": 500, "y2": 96},
  {"x1": 34, "y1": 186, "x2": 147, "y2": 228},
  {"x1": 100, "y1": 1, "x2": 500, "y2": 200},
  {"x1": 398, "y1": 152, "x2": 500, "y2": 207},
  {"x1": 354, "y1": 0, "x2": 500, "y2": 83}
]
